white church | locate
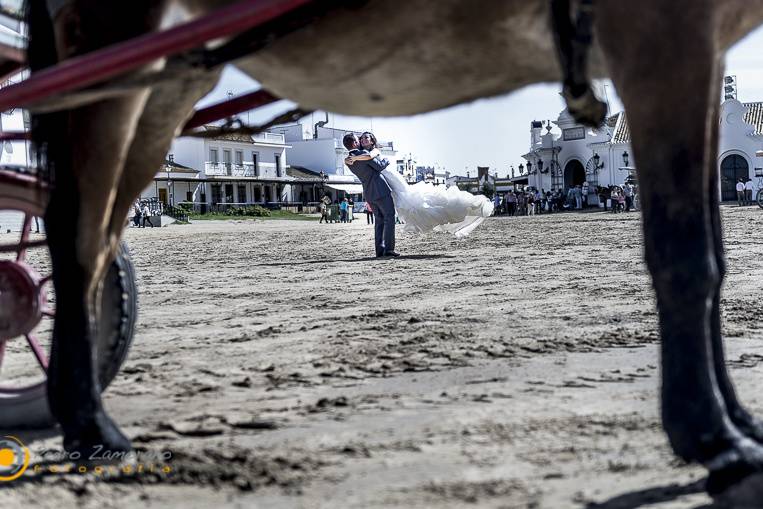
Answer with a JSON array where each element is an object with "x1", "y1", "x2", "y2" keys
[{"x1": 521, "y1": 98, "x2": 763, "y2": 203}]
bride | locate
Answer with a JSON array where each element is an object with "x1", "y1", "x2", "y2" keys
[{"x1": 346, "y1": 132, "x2": 494, "y2": 238}]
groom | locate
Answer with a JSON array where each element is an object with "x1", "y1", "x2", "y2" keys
[{"x1": 342, "y1": 133, "x2": 399, "y2": 257}]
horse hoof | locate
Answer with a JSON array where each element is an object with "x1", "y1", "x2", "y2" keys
[
  {"x1": 563, "y1": 87, "x2": 607, "y2": 128},
  {"x1": 710, "y1": 471, "x2": 763, "y2": 508},
  {"x1": 62, "y1": 413, "x2": 132, "y2": 464}
]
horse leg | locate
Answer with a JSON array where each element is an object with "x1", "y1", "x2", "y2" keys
[
  {"x1": 43, "y1": 96, "x2": 149, "y2": 456},
  {"x1": 34, "y1": 0, "x2": 165, "y2": 456},
  {"x1": 595, "y1": 1, "x2": 763, "y2": 495},
  {"x1": 550, "y1": 0, "x2": 607, "y2": 127},
  {"x1": 106, "y1": 63, "x2": 221, "y2": 253},
  {"x1": 706, "y1": 102, "x2": 763, "y2": 443}
]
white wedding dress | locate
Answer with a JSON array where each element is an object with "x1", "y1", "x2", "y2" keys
[{"x1": 380, "y1": 167, "x2": 494, "y2": 238}]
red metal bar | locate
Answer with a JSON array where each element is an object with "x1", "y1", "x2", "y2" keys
[
  {"x1": 182, "y1": 89, "x2": 279, "y2": 132},
  {"x1": 17, "y1": 213, "x2": 32, "y2": 262},
  {"x1": 0, "y1": 131, "x2": 28, "y2": 141},
  {"x1": 0, "y1": 239, "x2": 47, "y2": 253},
  {"x1": 25, "y1": 334, "x2": 48, "y2": 372},
  {"x1": 0, "y1": 0, "x2": 314, "y2": 112},
  {"x1": 1, "y1": 88, "x2": 282, "y2": 140}
]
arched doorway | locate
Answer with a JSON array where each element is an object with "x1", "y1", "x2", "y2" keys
[
  {"x1": 563, "y1": 160, "x2": 586, "y2": 190},
  {"x1": 720, "y1": 154, "x2": 749, "y2": 201}
]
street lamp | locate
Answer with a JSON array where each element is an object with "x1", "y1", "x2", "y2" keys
[{"x1": 518, "y1": 163, "x2": 524, "y2": 174}]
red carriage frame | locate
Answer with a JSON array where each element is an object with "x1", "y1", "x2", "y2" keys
[{"x1": 0, "y1": 0, "x2": 314, "y2": 421}]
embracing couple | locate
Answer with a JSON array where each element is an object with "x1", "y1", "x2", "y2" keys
[
  {"x1": 343, "y1": 130, "x2": 495, "y2": 255},
  {"x1": 343, "y1": 131, "x2": 400, "y2": 258}
]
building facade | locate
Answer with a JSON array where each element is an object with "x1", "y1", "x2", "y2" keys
[
  {"x1": 145, "y1": 129, "x2": 293, "y2": 209},
  {"x1": 521, "y1": 99, "x2": 763, "y2": 203}
]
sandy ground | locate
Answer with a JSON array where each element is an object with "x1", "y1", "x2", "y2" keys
[{"x1": 3, "y1": 206, "x2": 763, "y2": 508}]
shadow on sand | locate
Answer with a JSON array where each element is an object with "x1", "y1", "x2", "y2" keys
[
  {"x1": 258, "y1": 253, "x2": 455, "y2": 267},
  {"x1": 584, "y1": 478, "x2": 716, "y2": 509}
]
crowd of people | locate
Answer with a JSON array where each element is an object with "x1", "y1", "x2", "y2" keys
[
  {"x1": 735, "y1": 178, "x2": 756, "y2": 206},
  {"x1": 319, "y1": 195, "x2": 376, "y2": 224},
  {"x1": 497, "y1": 182, "x2": 638, "y2": 216},
  {"x1": 130, "y1": 200, "x2": 156, "y2": 228}
]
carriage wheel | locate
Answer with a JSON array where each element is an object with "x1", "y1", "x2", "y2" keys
[
  {"x1": 0, "y1": 171, "x2": 137, "y2": 428},
  {"x1": 757, "y1": 188, "x2": 763, "y2": 209}
]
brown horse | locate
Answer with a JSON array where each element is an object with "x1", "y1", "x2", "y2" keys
[{"x1": 24, "y1": 0, "x2": 763, "y2": 502}]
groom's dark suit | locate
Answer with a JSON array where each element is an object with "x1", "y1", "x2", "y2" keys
[{"x1": 347, "y1": 149, "x2": 396, "y2": 256}]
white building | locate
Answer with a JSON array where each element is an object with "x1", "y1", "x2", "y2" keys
[
  {"x1": 521, "y1": 99, "x2": 763, "y2": 203},
  {"x1": 144, "y1": 128, "x2": 293, "y2": 210},
  {"x1": 0, "y1": 15, "x2": 27, "y2": 168},
  {"x1": 718, "y1": 99, "x2": 763, "y2": 201}
]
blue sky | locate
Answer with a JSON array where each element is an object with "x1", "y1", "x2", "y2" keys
[{"x1": 199, "y1": 25, "x2": 763, "y2": 177}]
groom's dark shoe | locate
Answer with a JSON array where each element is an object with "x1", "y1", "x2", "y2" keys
[{"x1": 382, "y1": 251, "x2": 401, "y2": 258}]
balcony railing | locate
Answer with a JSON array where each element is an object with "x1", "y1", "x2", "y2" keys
[
  {"x1": 204, "y1": 161, "x2": 290, "y2": 178},
  {"x1": 205, "y1": 162, "x2": 253, "y2": 176}
]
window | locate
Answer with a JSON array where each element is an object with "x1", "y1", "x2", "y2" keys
[
  {"x1": 252, "y1": 152, "x2": 259, "y2": 177},
  {"x1": 223, "y1": 149, "x2": 232, "y2": 175},
  {"x1": 235, "y1": 150, "x2": 243, "y2": 167},
  {"x1": 209, "y1": 148, "x2": 218, "y2": 164},
  {"x1": 237, "y1": 184, "x2": 247, "y2": 204},
  {"x1": 224, "y1": 184, "x2": 234, "y2": 203},
  {"x1": 275, "y1": 154, "x2": 282, "y2": 177},
  {"x1": 253, "y1": 186, "x2": 262, "y2": 202}
]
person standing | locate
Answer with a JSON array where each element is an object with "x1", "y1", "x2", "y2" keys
[
  {"x1": 736, "y1": 179, "x2": 746, "y2": 207},
  {"x1": 347, "y1": 197, "x2": 354, "y2": 222},
  {"x1": 745, "y1": 178, "x2": 754, "y2": 206},
  {"x1": 339, "y1": 197, "x2": 348, "y2": 223},
  {"x1": 506, "y1": 191, "x2": 516, "y2": 216},
  {"x1": 624, "y1": 183, "x2": 634, "y2": 212},
  {"x1": 527, "y1": 191, "x2": 536, "y2": 216},
  {"x1": 582, "y1": 181, "x2": 589, "y2": 208},
  {"x1": 141, "y1": 203, "x2": 154, "y2": 228},
  {"x1": 319, "y1": 198, "x2": 329, "y2": 223},
  {"x1": 132, "y1": 201, "x2": 142, "y2": 227},
  {"x1": 535, "y1": 189, "x2": 543, "y2": 214},
  {"x1": 365, "y1": 202, "x2": 374, "y2": 224}
]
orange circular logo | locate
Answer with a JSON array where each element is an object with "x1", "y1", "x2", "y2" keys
[{"x1": 0, "y1": 435, "x2": 30, "y2": 481}]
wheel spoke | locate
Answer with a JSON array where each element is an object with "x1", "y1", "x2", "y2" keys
[
  {"x1": 25, "y1": 334, "x2": 48, "y2": 373},
  {"x1": 17, "y1": 214, "x2": 32, "y2": 262}
]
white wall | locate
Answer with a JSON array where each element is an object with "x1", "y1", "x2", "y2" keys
[{"x1": 287, "y1": 138, "x2": 338, "y2": 174}]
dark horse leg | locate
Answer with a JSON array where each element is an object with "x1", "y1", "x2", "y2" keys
[
  {"x1": 550, "y1": 0, "x2": 607, "y2": 127},
  {"x1": 28, "y1": 0, "x2": 166, "y2": 456},
  {"x1": 705, "y1": 86, "x2": 763, "y2": 445},
  {"x1": 594, "y1": 0, "x2": 763, "y2": 498}
]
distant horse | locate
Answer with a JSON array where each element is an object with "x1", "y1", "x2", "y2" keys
[{"x1": 24, "y1": 0, "x2": 763, "y2": 502}]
